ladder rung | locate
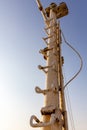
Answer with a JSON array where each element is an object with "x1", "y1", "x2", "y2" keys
[
  {"x1": 38, "y1": 65, "x2": 51, "y2": 70},
  {"x1": 39, "y1": 47, "x2": 53, "y2": 53},
  {"x1": 41, "y1": 105, "x2": 56, "y2": 115},
  {"x1": 42, "y1": 35, "x2": 53, "y2": 40},
  {"x1": 43, "y1": 40, "x2": 48, "y2": 45},
  {"x1": 44, "y1": 29, "x2": 49, "y2": 35},
  {"x1": 45, "y1": 18, "x2": 53, "y2": 22},
  {"x1": 44, "y1": 23, "x2": 57, "y2": 30},
  {"x1": 35, "y1": 86, "x2": 50, "y2": 95},
  {"x1": 38, "y1": 65, "x2": 48, "y2": 74},
  {"x1": 44, "y1": 40, "x2": 57, "y2": 45}
]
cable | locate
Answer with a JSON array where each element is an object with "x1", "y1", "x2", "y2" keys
[
  {"x1": 61, "y1": 31, "x2": 82, "y2": 130},
  {"x1": 61, "y1": 30, "x2": 83, "y2": 89},
  {"x1": 65, "y1": 88, "x2": 76, "y2": 130},
  {"x1": 63, "y1": 67, "x2": 75, "y2": 130}
]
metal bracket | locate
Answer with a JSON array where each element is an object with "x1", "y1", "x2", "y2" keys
[
  {"x1": 38, "y1": 65, "x2": 51, "y2": 73},
  {"x1": 30, "y1": 114, "x2": 55, "y2": 127},
  {"x1": 30, "y1": 109, "x2": 63, "y2": 128},
  {"x1": 39, "y1": 47, "x2": 53, "y2": 60},
  {"x1": 42, "y1": 35, "x2": 54, "y2": 45},
  {"x1": 41, "y1": 105, "x2": 56, "y2": 115},
  {"x1": 44, "y1": 23, "x2": 57, "y2": 30},
  {"x1": 35, "y1": 86, "x2": 50, "y2": 95},
  {"x1": 35, "y1": 86, "x2": 58, "y2": 95},
  {"x1": 38, "y1": 63, "x2": 58, "y2": 74}
]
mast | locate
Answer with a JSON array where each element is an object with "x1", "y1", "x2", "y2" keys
[{"x1": 30, "y1": 1, "x2": 69, "y2": 130}]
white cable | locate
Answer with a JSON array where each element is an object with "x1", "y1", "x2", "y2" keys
[{"x1": 61, "y1": 30, "x2": 83, "y2": 89}]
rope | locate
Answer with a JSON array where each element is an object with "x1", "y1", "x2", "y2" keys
[{"x1": 61, "y1": 30, "x2": 83, "y2": 89}]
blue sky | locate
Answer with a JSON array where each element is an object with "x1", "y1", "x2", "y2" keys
[{"x1": 0, "y1": 0, "x2": 87, "y2": 130}]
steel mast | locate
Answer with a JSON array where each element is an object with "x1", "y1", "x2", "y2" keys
[{"x1": 30, "y1": 1, "x2": 69, "y2": 130}]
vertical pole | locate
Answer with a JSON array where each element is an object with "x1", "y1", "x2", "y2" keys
[
  {"x1": 30, "y1": 1, "x2": 69, "y2": 130},
  {"x1": 41, "y1": 5, "x2": 68, "y2": 130},
  {"x1": 41, "y1": 7, "x2": 62, "y2": 130}
]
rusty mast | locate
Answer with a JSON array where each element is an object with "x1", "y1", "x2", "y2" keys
[{"x1": 30, "y1": 1, "x2": 69, "y2": 130}]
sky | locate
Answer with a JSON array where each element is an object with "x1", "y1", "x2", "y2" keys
[{"x1": 0, "y1": 0, "x2": 87, "y2": 130}]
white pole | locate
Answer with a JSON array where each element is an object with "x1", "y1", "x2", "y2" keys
[
  {"x1": 30, "y1": 1, "x2": 69, "y2": 130},
  {"x1": 41, "y1": 6, "x2": 62, "y2": 130}
]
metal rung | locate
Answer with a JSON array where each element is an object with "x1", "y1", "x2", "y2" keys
[
  {"x1": 44, "y1": 29, "x2": 57, "y2": 36},
  {"x1": 44, "y1": 28, "x2": 49, "y2": 35},
  {"x1": 35, "y1": 86, "x2": 50, "y2": 95},
  {"x1": 43, "y1": 40, "x2": 56, "y2": 45},
  {"x1": 42, "y1": 35, "x2": 54, "y2": 45},
  {"x1": 39, "y1": 47, "x2": 53, "y2": 53},
  {"x1": 43, "y1": 39, "x2": 48, "y2": 45},
  {"x1": 42, "y1": 36, "x2": 53, "y2": 45},
  {"x1": 44, "y1": 23, "x2": 57, "y2": 30},
  {"x1": 45, "y1": 18, "x2": 53, "y2": 22},
  {"x1": 48, "y1": 39, "x2": 57, "y2": 45},
  {"x1": 38, "y1": 65, "x2": 51, "y2": 70},
  {"x1": 39, "y1": 49, "x2": 48, "y2": 60},
  {"x1": 39, "y1": 48, "x2": 51, "y2": 60},
  {"x1": 42, "y1": 35, "x2": 53, "y2": 40},
  {"x1": 41, "y1": 105, "x2": 56, "y2": 115},
  {"x1": 38, "y1": 65, "x2": 51, "y2": 73},
  {"x1": 39, "y1": 47, "x2": 48, "y2": 53},
  {"x1": 45, "y1": 18, "x2": 54, "y2": 26}
]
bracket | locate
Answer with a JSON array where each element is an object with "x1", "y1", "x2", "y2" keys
[
  {"x1": 30, "y1": 109, "x2": 63, "y2": 127},
  {"x1": 39, "y1": 47, "x2": 53, "y2": 60},
  {"x1": 35, "y1": 86, "x2": 58, "y2": 95},
  {"x1": 35, "y1": 86, "x2": 50, "y2": 95},
  {"x1": 38, "y1": 65, "x2": 52, "y2": 73}
]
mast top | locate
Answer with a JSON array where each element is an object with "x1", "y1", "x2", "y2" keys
[
  {"x1": 45, "y1": 2, "x2": 69, "y2": 19},
  {"x1": 36, "y1": 0, "x2": 69, "y2": 25}
]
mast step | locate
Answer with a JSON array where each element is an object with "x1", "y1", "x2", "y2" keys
[
  {"x1": 42, "y1": 35, "x2": 53, "y2": 41},
  {"x1": 41, "y1": 105, "x2": 56, "y2": 115},
  {"x1": 44, "y1": 23, "x2": 57, "y2": 30}
]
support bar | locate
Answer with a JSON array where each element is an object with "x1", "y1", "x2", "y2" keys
[{"x1": 36, "y1": 0, "x2": 48, "y2": 24}]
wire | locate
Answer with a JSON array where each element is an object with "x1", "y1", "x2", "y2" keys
[
  {"x1": 63, "y1": 67, "x2": 75, "y2": 130},
  {"x1": 65, "y1": 88, "x2": 76, "y2": 130},
  {"x1": 61, "y1": 30, "x2": 83, "y2": 89},
  {"x1": 61, "y1": 31, "x2": 82, "y2": 130}
]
